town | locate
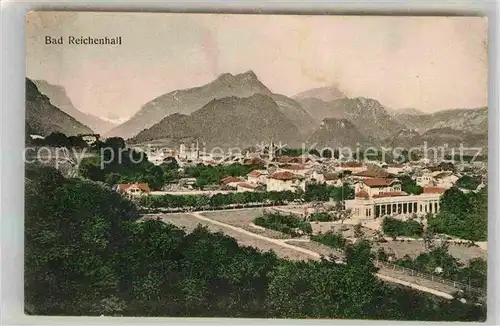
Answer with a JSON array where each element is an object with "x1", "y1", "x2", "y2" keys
[{"x1": 23, "y1": 12, "x2": 489, "y2": 321}]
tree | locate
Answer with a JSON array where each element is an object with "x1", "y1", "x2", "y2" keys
[
  {"x1": 423, "y1": 229, "x2": 435, "y2": 251},
  {"x1": 456, "y1": 175, "x2": 481, "y2": 191},
  {"x1": 354, "y1": 223, "x2": 364, "y2": 238},
  {"x1": 104, "y1": 137, "x2": 126, "y2": 150},
  {"x1": 44, "y1": 132, "x2": 70, "y2": 147}
]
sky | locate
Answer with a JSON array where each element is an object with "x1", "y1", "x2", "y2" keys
[{"x1": 26, "y1": 12, "x2": 488, "y2": 119}]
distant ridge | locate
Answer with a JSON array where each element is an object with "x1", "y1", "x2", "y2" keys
[
  {"x1": 26, "y1": 78, "x2": 93, "y2": 136},
  {"x1": 32, "y1": 79, "x2": 116, "y2": 135},
  {"x1": 293, "y1": 86, "x2": 347, "y2": 102}
]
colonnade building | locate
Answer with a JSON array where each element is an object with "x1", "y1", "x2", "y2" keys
[{"x1": 345, "y1": 178, "x2": 444, "y2": 219}]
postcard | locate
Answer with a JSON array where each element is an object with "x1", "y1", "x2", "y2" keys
[{"x1": 25, "y1": 12, "x2": 488, "y2": 320}]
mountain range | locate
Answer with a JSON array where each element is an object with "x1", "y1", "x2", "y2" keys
[
  {"x1": 297, "y1": 96, "x2": 405, "y2": 142},
  {"x1": 130, "y1": 94, "x2": 303, "y2": 149},
  {"x1": 26, "y1": 70, "x2": 488, "y2": 151},
  {"x1": 32, "y1": 80, "x2": 116, "y2": 135},
  {"x1": 106, "y1": 70, "x2": 318, "y2": 139},
  {"x1": 26, "y1": 78, "x2": 93, "y2": 137}
]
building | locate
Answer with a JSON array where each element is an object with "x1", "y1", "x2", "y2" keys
[
  {"x1": 79, "y1": 133, "x2": 100, "y2": 146},
  {"x1": 310, "y1": 171, "x2": 342, "y2": 187},
  {"x1": 415, "y1": 169, "x2": 436, "y2": 187},
  {"x1": 324, "y1": 174, "x2": 343, "y2": 187},
  {"x1": 267, "y1": 171, "x2": 306, "y2": 192},
  {"x1": 433, "y1": 171, "x2": 459, "y2": 189},
  {"x1": 352, "y1": 169, "x2": 394, "y2": 180},
  {"x1": 385, "y1": 163, "x2": 407, "y2": 175},
  {"x1": 345, "y1": 179, "x2": 442, "y2": 219},
  {"x1": 277, "y1": 164, "x2": 310, "y2": 176},
  {"x1": 335, "y1": 162, "x2": 367, "y2": 174},
  {"x1": 354, "y1": 178, "x2": 403, "y2": 198},
  {"x1": 237, "y1": 182, "x2": 258, "y2": 192},
  {"x1": 221, "y1": 176, "x2": 245, "y2": 188},
  {"x1": 247, "y1": 170, "x2": 268, "y2": 184},
  {"x1": 117, "y1": 183, "x2": 151, "y2": 197}
]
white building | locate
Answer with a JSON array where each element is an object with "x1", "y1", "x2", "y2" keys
[
  {"x1": 117, "y1": 183, "x2": 151, "y2": 197},
  {"x1": 221, "y1": 176, "x2": 245, "y2": 189},
  {"x1": 416, "y1": 169, "x2": 436, "y2": 187},
  {"x1": 247, "y1": 170, "x2": 268, "y2": 185},
  {"x1": 237, "y1": 182, "x2": 258, "y2": 192},
  {"x1": 354, "y1": 178, "x2": 403, "y2": 198},
  {"x1": 276, "y1": 164, "x2": 310, "y2": 176},
  {"x1": 267, "y1": 171, "x2": 306, "y2": 193},
  {"x1": 346, "y1": 179, "x2": 444, "y2": 219}
]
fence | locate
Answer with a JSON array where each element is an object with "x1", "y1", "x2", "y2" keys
[{"x1": 375, "y1": 260, "x2": 486, "y2": 297}]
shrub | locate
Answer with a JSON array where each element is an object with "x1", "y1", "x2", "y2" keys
[
  {"x1": 309, "y1": 212, "x2": 332, "y2": 222},
  {"x1": 382, "y1": 217, "x2": 423, "y2": 238},
  {"x1": 254, "y1": 213, "x2": 312, "y2": 237},
  {"x1": 311, "y1": 231, "x2": 347, "y2": 249}
]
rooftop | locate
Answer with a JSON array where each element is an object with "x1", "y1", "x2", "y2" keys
[{"x1": 362, "y1": 178, "x2": 400, "y2": 187}]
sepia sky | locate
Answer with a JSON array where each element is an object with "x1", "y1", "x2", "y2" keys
[{"x1": 26, "y1": 12, "x2": 488, "y2": 119}]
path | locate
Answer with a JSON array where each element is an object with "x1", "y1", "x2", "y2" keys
[{"x1": 189, "y1": 212, "x2": 455, "y2": 300}]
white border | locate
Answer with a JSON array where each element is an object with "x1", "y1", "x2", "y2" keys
[{"x1": 1, "y1": 1, "x2": 498, "y2": 325}]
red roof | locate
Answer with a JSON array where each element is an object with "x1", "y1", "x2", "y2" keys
[
  {"x1": 247, "y1": 170, "x2": 262, "y2": 177},
  {"x1": 270, "y1": 171, "x2": 297, "y2": 181},
  {"x1": 353, "y1": 169, "x2": 393, "y2": 178},
  {"x1": 237, "y1": 182, "x2": 258, "y2": 189},
  {"x1": 242, "y1": 157, "x2": 265, "y2": 166},
  {"x1": 372, "y1": 191, "x2": 408, "y2": 198},
  {"x1": 221, "y1": 176, "x2": 244, "y2": 184},
  {"x1": 324, "y1": 174, "x2": 338, "y2": 181},
  {"x1": 274, "y1": 156, "x2": 293, "y2": 163},
  {"x1": 118, "y1": 183, "x2": 151, "y2": 193},
  {"x1": 341, "y1": 162, "x2": 364, "y2": 168},
  {"x1": 423, "y1": 187, "x2": 446, "y2": 194},
  {"x1": 281, "y1": 164, "x2": 306, "y2": 171},
  {"x1": 355, "y1": 190, "x2": 370, "y2": 199},
  {"x1": 290, "y1": 157, "x2": 310, "y2": 163},
  {"x1": 362, "y1": 178, "x2": 400, "y2": 187}
]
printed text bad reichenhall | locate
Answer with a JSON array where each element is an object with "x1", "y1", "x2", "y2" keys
[{"x1": 45, "y1": 36, "x2": 122, "y2": 45}]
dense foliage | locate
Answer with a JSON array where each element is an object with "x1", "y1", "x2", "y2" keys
[
  {"x1": 382, "y1": 217, "x2": 424, "y2": 237},
  {"x1": 254, "y1": 213, "x2": 312, "y2": 237},
  {"x1": 140, "y1": 184, "x2": 354, "y2": 210},
  {"x1": 455, "y1": 175, "x2": 482, "y2": 190},
  {"x1": 427, "y1": 187, "x2": 487, "y2": 241},
  {"x1": 309, "y1": 212, "x2": 333, "y2": 222},
  {"x1": 183, "y1": 163, "x2": 264, "y2": 189},
  {"x1": 391, "y1": 245, "x2": 487, "y2": 289},
  {"x1": 397, "y1": 175, "x2": 423, "y2": 195},
  {"x1": 29, "y1": 132, "x2": 92, "y2": 148},
  {"x1": 25, "y1": 165, "x2": 486, "y2": 320},
  {"x1": 78, "y1": 138, "x2": 169, "y2": 190},
  {"x1": 140, "y1": 190, "x2": 297, "y2": 209},
  {"x1": 311, "y1": 231, "x2": 347, "y2": 249},
  {"x1": 304, "y1": 183, "x2": 354, "y2": 202}
]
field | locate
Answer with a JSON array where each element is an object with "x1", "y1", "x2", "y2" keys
[
  {"x1": 148, "y1": 212, "x2": 315, "y2": 261},
  {"x1": 200, "y1": 208, "x2": 293, "y2": 239},
  {"x1": 145, "y1": 209, "x2": 486, "y2": 265}
]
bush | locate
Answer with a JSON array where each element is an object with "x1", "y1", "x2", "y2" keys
[
  {"x1": 254, "y1": 213, "x2": 312, "y2": 237},
  {"x1": 311, "y1": 231, "x2": 347, "y2": 249},
  {"x1": 309, "y1": 212, "x2": 332, "y2": 222}
]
